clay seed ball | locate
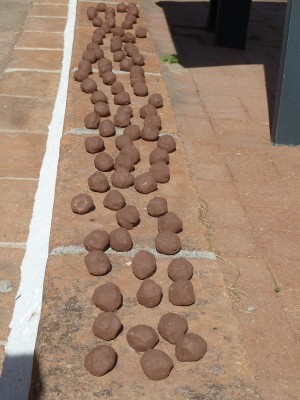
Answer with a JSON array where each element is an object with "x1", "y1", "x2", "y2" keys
[
  {"x1": 92, "y1": 33, "x2": 104, "y2": 45},
  {"x1": 168, "y1": 258, "x2": 193, "y2": 281},
  {"x1": 127, "y1": 3, "x2": 139, "y2": 17},
  {"x1": 88, "y1": 171, "x2": 110, "y2": 192},
  {"x1": 155, "y1": 231, "x2": 181, "y2": 255},
  {"x1": 157, "y1": 135, "x2": 176, "y2": 153},
  {"x1": 102, "y1": 71, "x2": 117, "y2": 85},
  {"x1": 110, "y1": 227, "x2": 133, "y2": 251},
  {"x1": 84, "y1": 250, "x2": 111, "y2": 276},
  {"x1": 134, "y1": 172, "x2": 157, "y2": 194},
  {"x1": 84, "y1": 135, "x2": 104, "y2": 154},
  {"x1": 94, "y1": 26, "x2": 106, "y2": 36},
  {"x1": 94, "y1": 47, "x2": 104, "y2": 60},
  {"x1": 114, "y1": 153, "x2": 135, "y2": 172},
  {"x1": 121, "y1": 19, "x2": 133, "y2": 30},
  {"x1": 149, "y1": 162, "x2": 170, "y2": 184},
  {"x1": 148, "y1": 93, "x2": 163, "y2": 108},
  {"x1": 158, "y1": 212, "x2": 182, "y2": 233},
  {"x1": 94, "y1": 98, "x2": 111, "y2": 116},
  {"x1": 103, "y1": 190, "x2": 125, "y2": 211},
  {"x1": 82, "y1": 49, "x2": 97, "y2": 64},
  {"x1": 99, "y1": 119, "x2": 115, "y2": 137},
  {"x1": 115, "y1": 134, "x2": 133, "y2": 150},
  {"x1": 126, "y1": 325, "x2": 159, "y2": 352},
  {"x1": 96, "y1": 2, "x2": 107, "y2": 11},
  {"x1": 149, "y1": 147, "x2": 169, "y2": 165},
  {"x1": 123, "y1": 124, "x2": 141, "y2": 141},
  {"x1": 92, "y1": 282, "x2": 122, "y2": 311},
  {"x1": 111, "y1": 167, "x2": 134, "y2": 188},
  {"x1": 84, "y1": 345, "x2": 117, "y2": 377},
  {"x1": 84, "y1": 112, "x2": 100, "y2": 129},
  {"x1": 114, "y1": 91, "x2": 131, "y2": 106},
  {"x1": 139, "y1": 104, "x2": 158, "y2": 119},
  {"x1": 124, "y1": 43, "x2": 138, "y2": 57},
  {"x1": 120, "y1": 144, "x2": 140, "y2": 164},
  {"x1": 123, "y1": 32, "x2": 136, "y2": 43},
  {"x1": 92, "y1": 15, "x2": 103, "y2": 27},
  {"x1": 113, "y1": 50, "x2": 126, "y2": 62},
  {"x1": 101, "y1": 21, "x2": 111, "y2": 33},
  {"x1": 130, "y1": 65, "x2": 145, "y2": 77},
  {"x1": 93, "y1": 312, "x2": 122, "y2": 340},
  {"x1": 120, "y1": 57, "x2": 134, "y2": 72},
  {"x1": 83, "y1": 229, "x2": 110, "y2": 251},
  {"x1": 80, "y1": 78, "x2": 97, "y2": 93},
  {"x1": 105, "y1": 6, "x2": 115, "y2": 15},
  {"x1": 98, "y1": 57, "x2": 112, "y2": 69},
  {"x1": 145, "y1": 114, "x2": 162, "y2": 130},
  {"x1": 158, "y1": 313, "x2": 188, "y2": 344},
  {"x1": 116, "y1": 205, "x2": 140, "y2": 230},
  {"x1": 78, "y1": 59, "x2": 92, "y2": 74},
  {"x1": 111, "y1": 80, "x2": 124, "y2": 95},
  {"x1": 133, "y1": 82, "x2": 148, "y2": 97},
  {"x1": 130, "y1": 74, "x2": 145, "y2": 87},
  {"x1": 99, "y1": 64, "x2": 112, "y2": 78},
  {"x1": 106, "y1": 16, "x2": 116, "y2": 28},
  {"x1": 114, "y1": 112, "x2": 131, "y2": 128},
  {"x1": 94, "y1": 152, "x2": 114, "y2": 171},
  {"x1": 87, "y1": 41, "x2": 99, "y2": 50},
  {"x1": 112, "y1": 26, "x2": 125, "y2": 36},
  {"x1": 140, "y1": 349, "x2": 173, "y2": 381},
  {"x1": 71, "y1": 193, "x2": 94, "y2": 214},
  {"x1": 116, "y1": 2, "x2": 127, "y2": 12},
  {"x1": 132, "y1": 52, "x2": 145, "y2": 66},
  {"x1": 141, "y1": 124, "x2": 159, "y2": 141},
  {"x1": 147, "y1": 197, "x2": 168, "y2": 217},
  {"x1": 135, "y1": 26, "x2": 147, "y2": 38},
  {"x1": 175, "y1": 333, "x2": 207, "y2": 362},
  {"x1": 87, "y1": 6, "x2": 97, "y2": 21},
  {"x1": 110, "y1": 36, "x2": 122, "y2": 52},
  {"x1": 169, "y1": 279, "x2": 195, "y2": 306},
  {"x1": 132, "y1": 250, "x2": 156, "y2": 280},
  {"x1": 136, "y1": 279, "x2": 162, "y2": 308},
  {"x1": 118, "y1": 105, "x2": 133, "y2": 116},
  {"x1": 125, "y1": 13, "x2": 137, "y2": 25},
  {"x1": 90, "y1": 90, "x2": 108, "y2": 104},
  {"x1": 73, "y1": 69, "x2": 88, "y2": 82}
]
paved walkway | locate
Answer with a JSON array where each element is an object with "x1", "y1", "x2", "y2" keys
[{"x1": 0, "y1": 0, "x2": 299, "y2": 399}]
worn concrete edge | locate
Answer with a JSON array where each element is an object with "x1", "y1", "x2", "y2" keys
[{"x1": 0, "y1": 0, "x2": 77, "y2": 398}]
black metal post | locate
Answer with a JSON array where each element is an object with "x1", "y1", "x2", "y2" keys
[
  {"x1": 207, "y1": 0, "x2": 220, "y2": 32},
  {"x1": 272, "y1": 0, "x2": 300, "y2": 145}
]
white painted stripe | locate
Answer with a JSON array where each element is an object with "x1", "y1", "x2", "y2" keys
[
  {"x1": 15, "y1": 47, "x2": 63, "y2": 51},
  {"x1": 0, "y1": 94, "x2": 55, "y2": 100},
  {"x1": 0, "y1": 242, "x2": 27, "y2": 249},
  {"x1": 0, "y1": 0, "x2": 77, "y2": 398},
  {"x1": 0, "y1": 177, "x2": 38, "y2": 181},
  {"x1": 4, "y1": 68, "x2": 61, "y2": 74},
  {"x1": 28, "y1": 15, "x2": 67, "y2": 18}
]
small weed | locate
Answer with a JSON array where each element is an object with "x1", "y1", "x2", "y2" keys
[
  {"x1": 274, "y1": 286, "x2": 281, "y2": 293},
  {"x1": 160, "y1": 54, "x2": 179, "y2": 64}
]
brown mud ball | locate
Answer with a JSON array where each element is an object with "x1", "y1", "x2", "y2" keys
[
  {"x1": 145, "y1": 114, "x2": 162, "y2": 130},
  {"x1": 84, "y1": 345, "x2": 117, "y2": 377},
  {"x1": 134, "y1": 172, "x2": 157, "y2": 194},
  {"x1": 116, "y1": 205, "x2": 139, "y2": 229},
  {"x1": 175, "y1": 333, "x2": 207, "y2": 362},
  {"x1": 78, "y1": 59, "x2": 92, "y2": 74},
  {"x1": 110, "y1": 227, "x2": 133, "y2": 251},
  {"x1": 158, "y1": 312, "x2": 188, "y2": 344},
  {"x1": 149, "y1": 162, "x2": 170, "y2": 184},
  {"x1": 84, "y1": 136, "x2": 104, "y2": 153},
  {"x1": 169, "y1": 279, "x2": 195, "y2": 306},
  {"x1": 141, "y1": 124, "x2": 159, "y2": 141},
  {"x1": 93, "y1": 46, "x2": 104, "y2": 60},
  {"x1": 114, "y1": 91, "x2": 130, "y2": 105},
  {"x1": 92, "y1": 15, "x2": 103, "y2": 27},
  {"x1": 124, "y1": 124, "x2": 141, "y2": 141},
  {"x1": 73, "y1": 69, "x2": 88, "y2": 82},
  {"x1": 98, "y1": 57, "x2": 112, "y2": 70},
  {"x1": 112, "y1": 26, "x2": 125, "y2": 36},
  {"x1": 81, "y1": 78, "x2": 97, "y2": 93},
  {"x1": 84, "y1": 112, "x2": 100, "y2": 129},
  {"x1": 125, "y1": 13, "x2": 137, "y2": 25},
  {"x1": 130, "y1": 65, "x2": 145, "y2": 77},
  {"x1": 82, "y1": 49, "x2": 97, "y2": 64},
  {"x1": 115, "y1": 134, "x2": 133, "y2": 150},
  {"x1": 92, "y1": 33, "x2": 104, "y2": 45},
  {"x1": 123, "y1": 32, "x2": 136, "y2": 43},
  {"x1": 136, "y1": 279, "x2": 162, "y2": 308},
  {"x1": 87, "y1": 6, "x2": 97, "y2": 20},
  {"x1": 132, "y1": 250, "x2": 156, "y2": 279},
  {"x1": 99, "y1": 119, "x2": 115, "y2": 137},
  {"x1": 71, "y1": 193, "x2": 94, "y2": 214},
  {"x1": 83, "y1": 229, "x2": 110, "y2": 251},
  {"x1": 140, "y1": 349, "x2": 173, "y2": 381},
  {"x1": 94, "y1": 152, "x2": 114, "y2": 171},
  {"x1": 88, "y1": 171, "x2": 110, "y2": 192},
  {"x1": 111, "y1": 167, "x2": 134, "y2": 188},
  {"x1": 114, "y1": 153, "x2": 134, "y2": 172},
  {"x1": 110, "y1": 36, "x2": 123, "y2": 52},
  {"x1": 103, "y1": 190, "x2": 125, "y2": 211},
  {"x1": 116, "y1": 2, "x2": 127, "y2": 12},
  {"x1": 133, "y1": 82, "x2": 148, "y2": 97},
  {"x1": 139, "y1": 104, "x2": 158, "y2": 119},
  {"x1": 149, "y1": 147, "x2": 169, "y2": 165},
  {"x1": 158, "y1": 212, "x2": 182, "y2": 233},
  {"x1": 90, "y1": 90, "x2": 108, "y2": 104},
  {"x1": 113, "y1": 50, "x2": 126, "y2": 62},
  {"x1": 155, "y1": 231, "x2": 181, "y2": 255},
  {"x1": 131, "y1": 75, "x2": 146, "y2": 89},
  {"x1": 111, "y1": 80, "x2": 124, "y2": 95},
  {"x1": 93, "y1": 312, "x2": 122, "y2": 340},
  {"x1": 106, "y1": 16, "x2": 116, "y2": 28},
  {"x1": 127, "y1": 3, "x2": 139, "y2": 17},
  {"x1": 84, "y1": 250, "x2": 111, "y2": 276},
  {"x1": 96, "y1": 2, "x2": 107, "y2": 11},
  {"x1": 120, "y1": 144, "x2": 140, "y2": 164},
  {"x1": 132, "y1": 52, "x2": 145, "y2": 66},
  {"x1": 114, "y1": 112, "x2": 131, "y2": 128},
  {"x1": 99, "y1": 63, "x2": 112, "y2": 78},
  {"x1": 92, "y1": 282, "x2": 123, "y2": 311},
  {"x1": 124, "y1": 42, "x2": 138, "y2": 57},
  {"x1": 126, "y1": 325, "x2": 159, "y2": 352},
  {"x1": 121, "y1": 19, "x2": 133, "y2": 29},
  {"x1": 147, "y1": 197, "x2": 168, "y2": 217},
  {"x1": 157, "y1": 135, "x2": 176, "y2": 153},
  {"x1": 94, "y1": 26, "x2": 106, "y2": 37},
  {"x1": 135, "y1": 26, "x2": 147, "y2": 38},
  {"x1": 120, "y1": 57, "x2": 134, "y2": 72},
  {"x1": 119, "y1": 104, "x2": 133, "y2": 116},
  {"x1": 148, "y1": 93, "x2": 163, "y2": 108},
  {"x1": 101, "y1": 21, "x2": 111, "y2": 33},
  {"x1": 87, "y1": 41, "x2": 100, "y2": 50},
  {"x1": 102, "y1": 71, "x2": 117, "y2": 85},
  {"x1": 105, "y1": 6, "x2": 115, "y2": 15},
  {"x1": 168, "y1": 258, "x2": 193, "y2": 281}
]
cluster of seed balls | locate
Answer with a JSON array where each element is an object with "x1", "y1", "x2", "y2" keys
[{"x1": 70, "y1": 1, "x2": 207, "y2": 381}]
